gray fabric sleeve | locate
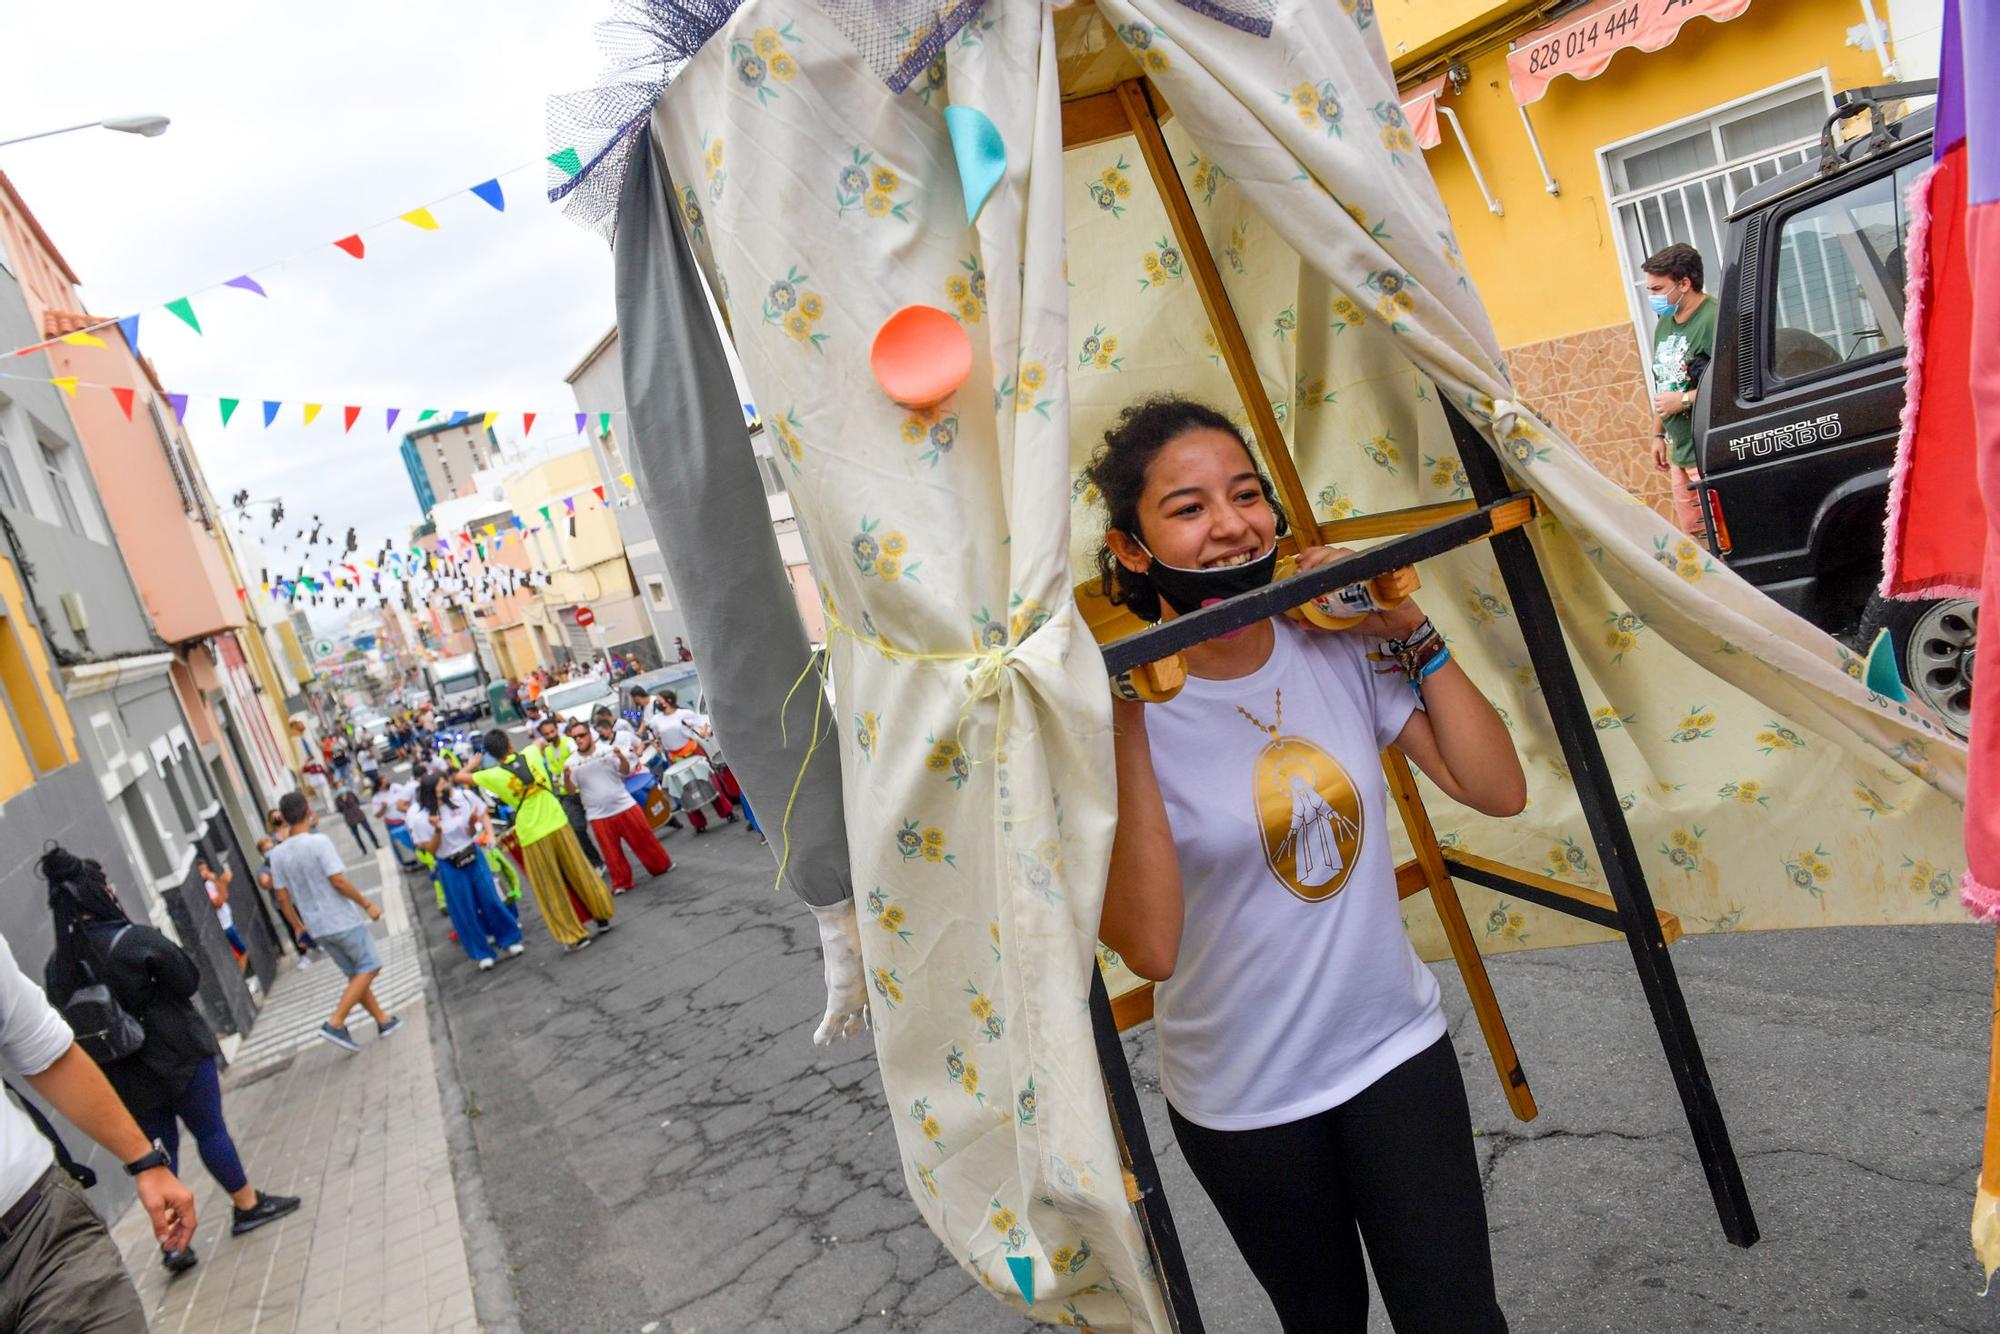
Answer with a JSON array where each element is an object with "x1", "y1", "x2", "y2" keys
[{"x1": 613, "y1": 133, "x2": 853, "y2": 909}]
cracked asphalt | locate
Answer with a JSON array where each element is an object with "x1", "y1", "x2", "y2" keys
[{"x1": 413, "y1": 816, "x2": 1997, "y2": 1333}]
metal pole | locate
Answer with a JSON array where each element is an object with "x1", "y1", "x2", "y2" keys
[
  {"x1": 0, "y1": 121, "x2": 104, "y2": 149},
  {"x1": 1445, "y1": 401, "x2": 1758, "y2": 1247}
]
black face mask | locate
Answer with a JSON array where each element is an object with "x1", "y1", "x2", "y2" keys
[{"x1": 1137, "y1": 540, "x2": 1279, "y2": 617}]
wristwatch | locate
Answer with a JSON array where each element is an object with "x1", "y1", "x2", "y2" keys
[{"x1": 124, "y1": 1138, "x2": 171, "y2": 1176}]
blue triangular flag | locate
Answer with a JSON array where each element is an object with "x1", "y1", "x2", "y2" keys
[
  {"x1": 386, "y1": 407, "x2": 401, "y2": 433},
  {"x1": 1005, "y1": 1256, "x2": 1033, "y2": 1305},
  {"x1": 469, "y1": 178, "x2": 505, "y2": 212},
  {"x1": 446, "y1": 410, "x2": 469, "y2": 427},
  {"x1": 262, "y1": 400, "x2": 281, "y2": 428},
  {"x1": 1865, "y1": 629, "x2": 1909, "y2": 701},
  {"x1": 117, "y1": 314, "x2": 140, "y2": 354}
]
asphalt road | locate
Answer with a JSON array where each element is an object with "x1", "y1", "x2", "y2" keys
[{"x1": 412, "y1": 820, "x2": 1998, "y2": 1334}]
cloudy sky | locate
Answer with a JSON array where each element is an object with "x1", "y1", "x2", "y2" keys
[{"x1": 1, "y1": 0, "x2": 624, "y2": 620}]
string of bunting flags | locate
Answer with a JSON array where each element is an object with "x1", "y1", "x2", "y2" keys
[
  {"x1": 1, "y1": 148, "x2": 592, "y2": 363},
  {"x1": 0, "y1": 368, "x2": 624, "y2": 437}
]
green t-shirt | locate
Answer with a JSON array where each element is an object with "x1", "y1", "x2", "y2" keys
[
  {"x1": 471, "y1": 751, "x2": 569, "y2": 846},
  {"x1": 1651, "y1": 293, "x2": 1718, "y2": 468}
]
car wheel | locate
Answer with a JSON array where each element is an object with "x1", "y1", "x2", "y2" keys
[{"x1": 1858, "y1": 594, "x2": 1976, "y2": 739}]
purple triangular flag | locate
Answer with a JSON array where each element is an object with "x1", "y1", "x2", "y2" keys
[
  {"x1": 469, "y1": 179, "x2": 505, "y2": 212},
  {"x1": 224, "y1": 274, "x2": 267, "y2": 297},
  {"x1": 117, "y1": 314, "x2": 140, "y2": 354},
  {"x1": 166, "y1": 392, "x2": 189, "y2": 424},
  {"x1": 574, "y1": 413, "x2": 587, "y2": 434},
  {"x1": 386, "y1": 407, "x2": 401, "y2": 433},
  {"x1": 262, "y1": 400, "x2": 281, "y2": 427}
]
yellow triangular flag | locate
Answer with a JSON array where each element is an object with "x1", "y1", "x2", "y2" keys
[
  {"x1": 51, "y1": 376, "x2": 78, "y2": 398},
  {"x1": 59, "y1": 331, "x2": 107, "y2": 349},
  {"x1": 399, "y1": 208, "x2": 440, "y2": 231},
  {"x1": 303, "y1": 403, "x2": 323, "y2": 426},
  {"x1": 480, "y1": 410, "x2": 498, "y2": 433},
  {"x1": 618, "y1": 472, "x2": 634, "y2": 488}
]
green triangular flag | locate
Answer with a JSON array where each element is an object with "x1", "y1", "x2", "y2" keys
[
  {"x1": 417, "y1": 409, "x2": 437, "y2": 422},
  {"x1": 165, "y1": 297, "x2": 201, "y2": 335},
  {"x1": 539, "y1": 506, "x2": 552, "y2": 525},
  {"x1": 548, "y1": 146, "x2": 583, "y2": 176},
  {"x1": 598, "y1": 412, "x2": 611, "y2": 436},
  {"x1": 218, "y1": 397, "x2": 240, "y2": 427}
]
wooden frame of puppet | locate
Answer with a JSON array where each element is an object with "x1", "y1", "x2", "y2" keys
[{"x1": 580, "y1": 1, "x2": 1970, "y2": 1326}]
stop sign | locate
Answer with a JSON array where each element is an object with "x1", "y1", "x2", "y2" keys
[{"x1": 574, "y1": 607, "x2": 596, "y2": 627}]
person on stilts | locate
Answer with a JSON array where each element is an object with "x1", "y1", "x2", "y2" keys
[{"x1": 456, "y1": 730, "x2": 614, "y2": 954}]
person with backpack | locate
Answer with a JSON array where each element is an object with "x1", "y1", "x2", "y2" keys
[
  {"x1": 39, "y1": 846, "x2": 300, "y2": 1276},
  {"x1": 456, "y1": 729, "x2": 615, "y2": 953},
  {"x1": 0, "y1": 922, "x2": 196, "y2": 1328}
]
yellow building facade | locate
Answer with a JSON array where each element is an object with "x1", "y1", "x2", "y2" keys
[
  {"x1": 1380, "y1": 0, "x2": 1918, "y2": 514},
  {"x1": 500, "y1": 448, "x2": 648, "y2": 667}
]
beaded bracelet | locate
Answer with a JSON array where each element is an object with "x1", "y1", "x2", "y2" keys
[{"x1": 1375, "y1": 618, "x2": 1450, "y2": 688}]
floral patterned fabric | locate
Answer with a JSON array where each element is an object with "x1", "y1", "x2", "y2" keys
[
  {"x1": 654, "y1": 4, "x2": 1164, "y2": 1327},
  {"x1": 1077, "y1": 0, "x2": 1969, "y2": 962},
  {"x1": 642, "y1": 0, "x2": 1967, "y2": 1327}
]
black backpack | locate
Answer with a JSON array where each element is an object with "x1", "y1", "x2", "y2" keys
[{"x1": 59, "y1": 927, "x2": 147, "y2": 1065}]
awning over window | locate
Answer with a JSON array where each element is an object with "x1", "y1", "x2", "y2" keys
[
  {"x1": 1400, "y1": 74, "x2": 1445, "y2": 151},
  {"x1": 1508, "y1": 0, "x2": 1754, "y2": 106}
]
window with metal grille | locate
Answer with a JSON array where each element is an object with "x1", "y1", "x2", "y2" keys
[
  {"x1": 1600, "y1": 76, "x2": 1832, "y2": 369},
  {"x1": 147, "y1": 398, "x2": 196, "y2": 515}
]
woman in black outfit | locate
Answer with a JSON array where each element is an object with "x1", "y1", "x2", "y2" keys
[{"x1": 39, "y1": 846, "x2": 301, "y2": 1274}]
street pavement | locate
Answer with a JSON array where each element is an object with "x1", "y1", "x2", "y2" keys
[
  {"x1": 416, "y1": 814, "x2": 1999, "y2": 1333},
  {"x1": 109, "y1": 845, "x2": 483, "y2": 1334}
]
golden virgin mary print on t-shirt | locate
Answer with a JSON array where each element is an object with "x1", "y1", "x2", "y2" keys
[{"x1": 1237, "y1": 690, "x2": 1364, "y2": 901}]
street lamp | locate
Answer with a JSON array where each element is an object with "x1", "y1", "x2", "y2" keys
[{"x1": 0, "y1": 114, "x2": 171, "y2": 149}]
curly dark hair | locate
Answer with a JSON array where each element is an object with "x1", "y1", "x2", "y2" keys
[
  {"x1": 1641, "y1": 242, "x2": 1704, "y2": 291},
  {"x1": 1081, "y1": 396, "x2": 1288, "y2": 622}
]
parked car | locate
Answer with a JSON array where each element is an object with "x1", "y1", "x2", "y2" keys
[
  {"x1": 541, "y1": 677, "x2": 620, "y2": 725},
  {"x1": 1693, "y1": 81, "x2": 1974, "y2": 737}
]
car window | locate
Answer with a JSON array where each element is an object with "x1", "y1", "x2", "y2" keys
[
  {"x1": 544, "y1": 682, "x2": 607, "y2": 710},
  {"x1": 1768, "y1": 160, "x2": 1922, "y2": 383}
]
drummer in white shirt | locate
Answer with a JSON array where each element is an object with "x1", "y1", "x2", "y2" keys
[{"x1": 563, "y1": 719, "x2": 672, "y2": 893}]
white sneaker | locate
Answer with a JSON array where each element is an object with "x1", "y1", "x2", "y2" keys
[
  {"x1": 505, "y1": 944, "x2": 525, "y2": 958},
  {"x1": 295, "y1": 954, "x2": 311, "y2": 970},
  {"x1": 477, "y1": 958, "x2": 495, "y2": 972}
]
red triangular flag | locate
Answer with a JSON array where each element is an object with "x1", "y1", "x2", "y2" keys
[
  {"x1": 522, "y1": 412, "x2": 536, "y2": 435},
  {"x1": 333, "y1": 234, "x2": 365, "y2": 259},
  {"x1": 110, "y1": 386, "x2": 135, "y2": 420},
  {"x1": 343, "y1": 405, "x2": 361, "y2": 433},
  {"x1": 592, "y1": 485, "x2": 607, "y2": 503}
]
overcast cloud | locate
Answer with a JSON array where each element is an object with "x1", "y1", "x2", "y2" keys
[{"x1": 1, "y1": 0, "x2": 622, "y2": 624}]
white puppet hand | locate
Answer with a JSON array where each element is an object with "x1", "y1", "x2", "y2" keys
[{"x1": 811, "y1": 899, "x2": 871, "y2": 1045}]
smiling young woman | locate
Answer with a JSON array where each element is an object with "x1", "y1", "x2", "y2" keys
[{"x1": 1087, "y1": 396, "x2": 1524, "y2": 1333}]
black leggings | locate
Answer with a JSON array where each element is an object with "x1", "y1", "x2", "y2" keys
[{"x1": 1168, "y1": 1034, "x2": 1506, "y2": 1334}]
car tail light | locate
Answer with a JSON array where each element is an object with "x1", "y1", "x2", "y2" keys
[{"x1": 1705, "y1": 490, "x2": 1733, "y2": 555}]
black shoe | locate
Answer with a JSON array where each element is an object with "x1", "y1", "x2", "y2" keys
[
  {"x1": 666, "y1": 817, "x2": 685, "y2": 830},
  {"x1": 232, "y1": 1191, "x2": 302, "y2": 1236},
  {"x1": 161, "y1": 1246, "x2": 199, "y2": 1274}
]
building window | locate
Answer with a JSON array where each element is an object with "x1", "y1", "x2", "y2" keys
[
  {"x1": 119, "y1": 784, "x2": 172, "y2": 879},
  {"x1": 1601, "y1": 76, "x2": 1832, "y2": 360},
  {"x1": 646, "y1": 576, "x2": 671, "y2": 611},
  {"x1": 0, "y1": 402, "x2": 27, "y2": 512},
  {"x1": 160, "y1": 756, "x2": 195, "y2": 833},
  {"x1": 38, "y1": 441, "x2": 85, "y2": 535},
  {"x1": 1768, "y1": 159, "x2": 1924, "y2": 382}
]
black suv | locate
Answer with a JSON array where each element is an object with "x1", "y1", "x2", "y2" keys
[{"x1": 1692, "y1": 83, "x2": 1975, "y2": 736}]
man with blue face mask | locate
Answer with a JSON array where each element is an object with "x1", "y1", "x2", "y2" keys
[{"x1": 1641, "y1": 242, "x2": 1717, "y2": 540}]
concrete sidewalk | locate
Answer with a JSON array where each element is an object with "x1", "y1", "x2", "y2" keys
[{"x1": 108, "y1": 849, "x2": 484, "y2": 1334}]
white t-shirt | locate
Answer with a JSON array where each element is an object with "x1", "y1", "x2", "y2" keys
[
  {"x1": 383, "y1": 778, "x2": 419, "y2": 825},
  {"x1": 566, "y1": 742, "x2": 638, "y2": 820},
  {"x1": 404, "y1": 795, "x2": 481, "y2": 858},
  {"x1": 1145, "y1": 618, "x2": 1441, "y2": 1131},
  {"x1": 0, "y1": 932, "x2": 72, "y2": 1213},
  {"x1": 206, "y1": 879, "x2": 234, "y2": 931},
  {"x1": 653, "y1": 707, "x2": 710, "y2": 753}
]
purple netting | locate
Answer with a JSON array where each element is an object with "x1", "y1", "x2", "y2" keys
[
  {"x1": 1170, "y1": 0, "x2": 1276, "y2": 37},
  {"x1": 550, "y1": 0, "x2": 996, "y2": 238},
  {"x1": 815, "y1": 0, "x2": 989, "y2": 93},
  {"x1": 548, "y1": 0, "x2": 749, "y2": 239}
]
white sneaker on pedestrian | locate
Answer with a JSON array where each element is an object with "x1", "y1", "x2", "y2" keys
[
  {"x1": 478, "y1": 958, "x2": 495, "y2": 971},
  {"x1": 505, "y1": 943, "x2": 525, "y2": 958}
]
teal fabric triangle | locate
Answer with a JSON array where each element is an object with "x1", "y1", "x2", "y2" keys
[
  {"x1": 1005, "y1": 1254, "x2": 1034, "y2": 1305},
  {"x1": 1864, "y1": 629, "x2": 1908, "y2": 701},
  {"x1": 944, "y1": 105, "x2": 1006, "y2": 225}
]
